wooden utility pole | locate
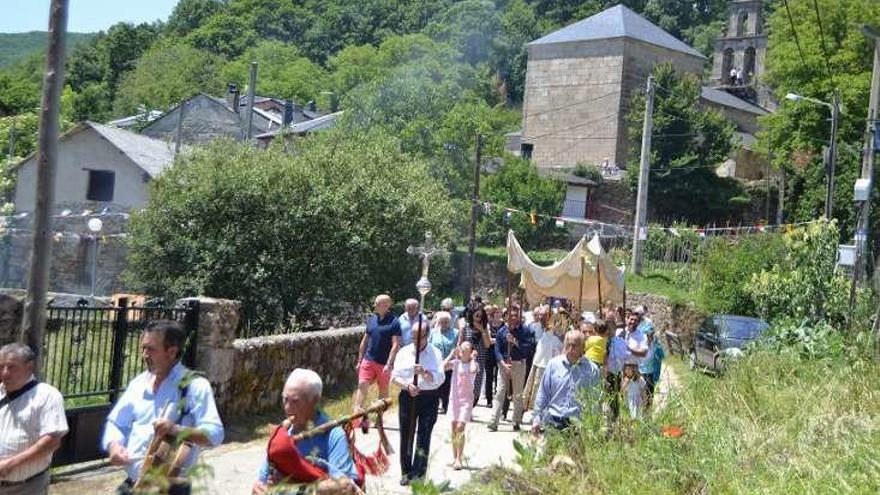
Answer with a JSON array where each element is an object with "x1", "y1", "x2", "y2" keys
[
  {"x1": 22, "y1": 0, "x2": 69, "y2": 369},
  {"x1": 776, "y1": 170, "x2": 785, "y2": 225},
  {"x1": 6, "y1": 117, "x2": 15, "y2": 167},
  {"x1": 245, "y1": 62, "x2": 258, "y2": 139},
  {"x1": 464, "y1": 134, "x2": 482, "y2": 305},
  {"x1": 631, "y1": 75, "x2": 655, "y2": 275},
  {"x1": 855, "y1": 27, "x2": 880, "y2": 285}
]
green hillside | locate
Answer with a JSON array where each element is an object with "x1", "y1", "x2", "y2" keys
[{"x1": 0, "y1": 31, "x2": 95, "y2": 68}]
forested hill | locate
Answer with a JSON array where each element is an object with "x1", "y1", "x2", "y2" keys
[
  {"x1": 0, "y1": 0, "x2": 729, "y2": 123},
  {"x1": 0, "y1": 31, "x2": 95, "y2": 68}
]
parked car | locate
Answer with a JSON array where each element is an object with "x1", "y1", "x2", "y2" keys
[{"x1": 689, "y1": 315, "x2": 769, "y2": 372}]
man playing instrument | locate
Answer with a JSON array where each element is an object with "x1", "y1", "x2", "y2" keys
[
  {"x1": 0, "y1": 343, "x2": 68, "y2": 495},
  {"x1": 102, "y1": 320, "x2": 224, "y2": 495},
  {"x1": 252, "y1": 369, "x2": 359, "y2": 495},
  {"x1": 391, "y1": 321, "x2": 445, "y2": 486}
]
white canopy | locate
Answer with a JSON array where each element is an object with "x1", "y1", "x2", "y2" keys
[{"x1": 506, "y1": 230, "x2": 624, "y2": 309}]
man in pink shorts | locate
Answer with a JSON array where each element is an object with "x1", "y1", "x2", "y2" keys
[{"x1": 354, "y1": 294, "x2": 401, "y2": 432}]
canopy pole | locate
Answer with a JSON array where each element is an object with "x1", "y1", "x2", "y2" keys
[{"x1": 577, "y1": 257, "x2": 585, "y2": 317}]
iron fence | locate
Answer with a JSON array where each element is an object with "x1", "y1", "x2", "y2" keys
[{"x1": 42, "y1": 298, "x2": 199, "y2": 406}]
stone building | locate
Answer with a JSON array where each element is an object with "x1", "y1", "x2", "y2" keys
[{"x1": 520, "y1": 4, "x2": 706, "y2": 171}]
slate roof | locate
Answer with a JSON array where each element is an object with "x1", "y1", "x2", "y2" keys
[
  {"x1": 86, "y1": 121, "x2": 176, "y2": 177},
  {"x1": 530, "y1": 4, "x2": 705, "y2": 59},
  {"x1": 700, "y1": 86, "x2": 769, "y2": 115},
  {"x1": 255, "y1": 111, "x2": 344, "y2": 139}
]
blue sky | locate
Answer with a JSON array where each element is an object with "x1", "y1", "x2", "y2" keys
[{"x1": 0, "y1": 0, "x2": 179, "y2": 33}]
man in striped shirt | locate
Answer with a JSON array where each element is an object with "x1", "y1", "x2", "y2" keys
[{"x1": 0, "y1": 343, "x2": 68, "y2": 495}]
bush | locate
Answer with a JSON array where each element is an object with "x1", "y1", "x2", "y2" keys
[
  {"x1": 125, "y1": 130, "x2": 457, "y2": 329},
  {"x1": 696, "y1": 232, "x2": 785, "y2": 315}
]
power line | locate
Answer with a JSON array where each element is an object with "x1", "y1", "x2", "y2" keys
[
  {"x1": 783, "y1": 0, "x2": 810, "y2": 75},
  {"x1": 811, "y1": 0, "x2": 836, "y2": 87},
  {"x1": 526, "y1": 90, "x2": 619, "y2": 120}
]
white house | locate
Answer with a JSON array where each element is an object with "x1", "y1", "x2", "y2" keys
[{"x1": 13, "y1": 121, "x2": 176, "y2": 213}]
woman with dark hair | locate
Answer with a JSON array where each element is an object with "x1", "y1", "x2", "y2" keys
[
  {"x1": 458, "y1": 304, "x2": 491, "y2": 407},
  {"x1": 484, "y1": 305, "x2": 504, "y2": 408}
]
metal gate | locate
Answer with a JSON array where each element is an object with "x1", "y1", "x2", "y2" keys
[{"x1": 42, "y1": 298, "x2": 199, "y2": 466}]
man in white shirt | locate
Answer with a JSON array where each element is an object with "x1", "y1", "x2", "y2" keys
[
  {"x1": 618, "y1": 313, "x2": 649, "y2": 366},
  {"x1": 0, "y1": 343, "x2": 68, "y2": 495},
  {"x1": 391, "y1": 321, "x2": 445, "y2": 486}
]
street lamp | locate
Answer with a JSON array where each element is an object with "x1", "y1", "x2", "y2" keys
[
  {"x1": 87, "y1": 218, "x2": 102, "y2": 298},
  {"x1": 785, "y1": 91, "x2": 841, "y2": 219}
]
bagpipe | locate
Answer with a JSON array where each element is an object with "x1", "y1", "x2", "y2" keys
[
  {"x1": 132, "y1": 403, "x2": 194, "y2": 494},
  {"x1": 266, "y1": 398, "x2": 394, "y2": 491}
]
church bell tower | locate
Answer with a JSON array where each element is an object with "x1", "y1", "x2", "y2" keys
[{"x1": 711, "y1": 0, "x2": 767, "y2": 88}]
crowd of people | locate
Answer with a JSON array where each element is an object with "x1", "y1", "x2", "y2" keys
[
  {"x1": 352, "y1": 293, "x2": 668, "y2": 488},
  {"x1": 0, "y1": 292, "x2": 666, "y2": 495}
]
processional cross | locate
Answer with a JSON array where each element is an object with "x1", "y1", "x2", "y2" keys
[{"x1": 406, "y1": 231, "x2": 448, "y2": 309}]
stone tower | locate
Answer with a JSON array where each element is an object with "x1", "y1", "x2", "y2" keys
[
  {"x1": 521, "y1": 4, "x2": 705, "y2": 170},
  {"x1": 711, "y1": 0, "x2": 767, "y2": 87}
]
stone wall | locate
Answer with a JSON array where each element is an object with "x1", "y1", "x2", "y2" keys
[
  {"x1": 628, "y1": 292, "x2": 705, "y2": 354},
  {"x1": 222, "y1": 327, "x2": 363, "y2": 417},
  {"x1": 1, "y1": 205, "x2": 130, "y2": 296}
]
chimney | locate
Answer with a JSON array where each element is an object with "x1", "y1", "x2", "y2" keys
[
  {"x1": 307, "y1": 100, "x2": 316, "y2": 113},
  {"x1": 226, "y1": 83, "x2": 240, "y2": 112},
  {"x1": 283, "y1": 100, "x2": 294, "y2": 127}
]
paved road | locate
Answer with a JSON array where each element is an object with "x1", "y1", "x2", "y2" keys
[{"x1": 51, "y1": 365, "x2": 679, "y2": 494}]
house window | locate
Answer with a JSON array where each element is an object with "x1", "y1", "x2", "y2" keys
[{"x1": 86, "y1": 170, "x2": 115, "y2": 202}]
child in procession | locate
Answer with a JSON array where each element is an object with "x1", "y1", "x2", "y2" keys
[
  {"x1": 621, "y1": 363, "x2": 646, "y2": 420},
  {"x1": 443, "y1": 342, "x2": 479, "y2": 470}
]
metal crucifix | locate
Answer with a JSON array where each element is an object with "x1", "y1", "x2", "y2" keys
[{"x1": 406, "y1": 231, "x2": 448, "y2": 310}]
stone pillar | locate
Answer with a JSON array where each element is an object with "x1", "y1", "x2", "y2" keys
[
  {"x1": 0, "y1": 293, "x2": 24, "y2": 347},
  {"x1": 176, "y1": 297, "x2": 240, "y2": 417}
]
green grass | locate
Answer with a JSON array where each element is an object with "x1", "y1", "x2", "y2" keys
[
  {"x1": 625, "y1": 271, "x2": 695, "y2": 306},
  {"x1": 468, "y1": 245, "x2": 571, "y2": 265},
  {"x1": 461, "y1": 347, "x2": 880, "y2": 494}
]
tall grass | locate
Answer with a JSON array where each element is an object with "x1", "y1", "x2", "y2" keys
[{"x1": 463, "y1": 348, "x2": 880, "y2": 494}]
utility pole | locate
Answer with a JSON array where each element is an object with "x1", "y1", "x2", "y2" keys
[
  {"x1": 6, "y1": 117, "x2": 15, "y2": 166},
  {"x1": 464, "y1": 134, "x2": 482, "y2": 305},
  {"x1": 776, "y1": 170, "x2": 785, "y2": 225},
  {"x1": 856, "y1": 27, "x2": 880, "y2": 285},
  {"x1": 245, "y1": 62, "x2": 258, "y2": 140},
  {"x1": 22, "y1": 0, "x2": 69, "y2": 370},
  {"x1": 825, "y1": 90, "x2": 841, "y2": 219},
  {"x1": 848, "y1": 25, "x2": 879, "y2": 335},
  {"x1": 631, "y1": 75, "x2": 655, "y2": 275},
  {"x1": 766, "y1": 129, "x2": 772, "y2": 221}
]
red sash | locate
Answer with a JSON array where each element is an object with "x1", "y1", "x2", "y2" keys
[{"x1": 266, "y1": 424, "x2": 328, "y2": 483}]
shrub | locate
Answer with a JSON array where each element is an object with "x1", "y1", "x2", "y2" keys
[
  {"x1": 125, "y1": 130, "x2": 457, "y2": 329},
  {"x1": 695, "y1": 232, "x2": 784, "y2": 315}
]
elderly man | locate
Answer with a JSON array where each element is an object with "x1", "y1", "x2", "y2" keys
[
  {"x1": 488, "y1": 305, "x2": 535, "y2": 432},
  {"x1": 0, "y1": 343, "x2": 68, "y2": 495},
  {"x1": 354, "y1": 294, "x2": 400, "y2": 433},
  {"x1": 391, "y1": 321, "x2": 445, "y2": 486},
  {"x1": 398, "y1": 299, "x2": 424, "y2": 347},
  {"x1": 102, "y1": 320, "x2": 224, "y2": 495},
  {"x1": 252, "y1": 369, "x2": 358, "y2": 495},
  {"x1": 531, "y1": 330, "x2": 601, "y2": 434}
]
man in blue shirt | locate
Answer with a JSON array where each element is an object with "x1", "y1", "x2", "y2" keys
[
  {"x1": 398, "y1": 299, "x2": 423, "y2": 347},
  {"x1": 531, "y1": 329, "x2": 601, "y2": 434},
  {"x1": 102, "y1": 320, "x2": 224, "y2": 495},
  {"x1": 354, "y1": 295, "x2": 401, "y2": 433},
  {"x1": 488, "y1": 305, "x2": 535, "y2": 432},
  {"x1": 251, "y1": 369, "x2": 359, "y2": 495}
]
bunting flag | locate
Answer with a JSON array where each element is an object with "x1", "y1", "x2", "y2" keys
[
  {"x1": 555, "y1": 219, "x2": 565, "y2": 228},
  {"x1": 503, "y1": 209, "x2": 512, "y2": 225},
  {"x1": 529, "y1": 212, "x2": 537, "y2": 225}
]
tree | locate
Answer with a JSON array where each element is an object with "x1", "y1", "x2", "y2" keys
[
  {"x1": 186, "y1": 14, "x2": 258, "y2": 59},
  {"x1": 760, "y1": 0, "x2": 880, "y2": 236},
  {"x1": 221, "y1": 41, "x2": 329, "y2": 104},
  {"x1": 425, "y1": 0, "x2": 503, "y2": 66},
  {"x1": 125, "y1": 130, "x2": 456, "y2": 328},
  {"x1": 625, "y1": 63, "x2": 742, "y2": 223},
  {"x1": 114, "y1": 41, "x2": 224, "y2": 115},
  {"x1": 166, "y1": 0, "x2": 226, "y2": 38},
  {"x1": 479, "y1": 157, "x2": 566, "y2": 248}
]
